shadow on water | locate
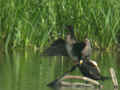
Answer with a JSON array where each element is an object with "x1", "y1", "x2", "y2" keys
[{"x1": 0, "y1": 49, "x2": 119, "y2": 90}]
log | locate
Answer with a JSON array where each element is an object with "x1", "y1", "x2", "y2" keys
[
  {"x1": 60, "y1": 81, "x2": 94, "y2": 87},
  {"x1": 109, "y1": 67, "x2": 119, "y2": 88},
  {"x1": 59, "y1": 75, "x2": 101, "y2": 87}
]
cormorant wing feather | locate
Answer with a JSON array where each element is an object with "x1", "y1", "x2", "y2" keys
[
  {"x1": 43, "y1": 38, "x2": 68, "y2": 56},
  {"x1": 80, "y1": 61, "x2": 101, "y2": 80}
]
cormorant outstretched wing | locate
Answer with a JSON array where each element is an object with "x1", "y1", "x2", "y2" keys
[{"x1": 43, "y1": 38, "x2": 68, "y2": 56}]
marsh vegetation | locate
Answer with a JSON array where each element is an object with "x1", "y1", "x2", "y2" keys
[{"x1": 1, "y1": 0, "x2": 120, "y2": 50}]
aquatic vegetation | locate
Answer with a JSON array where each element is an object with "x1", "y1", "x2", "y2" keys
[{"x1": 0, "y1": 0, "x2": 119, "y2": 50}]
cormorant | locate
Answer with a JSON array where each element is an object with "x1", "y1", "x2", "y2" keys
[{"x1": 77, "y1": 59, "x2": 109, "y2": 81}]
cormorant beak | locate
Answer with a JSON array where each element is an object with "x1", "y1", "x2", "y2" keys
[{"x1": 80, "y1": 60, "x2": 83, "y2": 65}]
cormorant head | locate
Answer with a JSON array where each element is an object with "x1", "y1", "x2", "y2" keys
[
  {"x1": 66, "y1": 25, "x2": 74, "y2": 32},
  {"x1": 65, "y1": 25, "x2": 75, "y2": 39},
  {"x1": 65, "y1": 25, "x2": 77, "y2": 45}
]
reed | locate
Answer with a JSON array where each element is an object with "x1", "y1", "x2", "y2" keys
[{"x1": 0, "y1": 0, "x2": 119, "y2": 50}]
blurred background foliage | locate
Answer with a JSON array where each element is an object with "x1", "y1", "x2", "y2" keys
[{"x1": 0, "y1": 0, "x2": 120, "y2": 50}]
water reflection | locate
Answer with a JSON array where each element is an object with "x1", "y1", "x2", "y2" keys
[{"x1": 0, "y1": 49, "x2": 119, "y2": 90}]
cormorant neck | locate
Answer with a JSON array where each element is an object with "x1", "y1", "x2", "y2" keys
[
  {"x1": 85, "y1": 38, "x2": 91, "y2": 48},
  {"x1": 66, "y1": 34, "x2": 76, "y2": 45}
]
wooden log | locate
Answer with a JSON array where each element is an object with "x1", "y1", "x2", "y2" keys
[
  {"x1": 109, "y1": 67, "x2": 118, "y2": 88},
  {"x1": 59, "y1": 75, "x2": 101, "y2": 87},
  {"x1": 60, "y1": 81, "x2": 94, "y2": 87}
]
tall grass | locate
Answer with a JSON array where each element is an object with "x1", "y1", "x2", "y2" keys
[{"x1": 0, "y1": 0, "x2": 120, "y2": 50}]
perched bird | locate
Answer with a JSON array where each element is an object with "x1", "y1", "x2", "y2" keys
[
  {"x1": 44, "y1": 25, "x2": 92, "y2": 61},
  {"x1": 64, "y1": 26, "x2": 92, "y2": 66},
  {"x1": 77, "y1": 59, "x2": 109, "y2": 81},
  {"x1": 65, "y1": 33, "x2": 92, "y2": 62}
]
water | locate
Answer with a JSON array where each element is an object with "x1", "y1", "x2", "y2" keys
[{"x1": 0, "y1": 49, "x2": 119, "y2": 90}]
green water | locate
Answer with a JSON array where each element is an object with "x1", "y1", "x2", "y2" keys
[{"x1": 0, "y1": 49, "x2": 119, "y2": 90}]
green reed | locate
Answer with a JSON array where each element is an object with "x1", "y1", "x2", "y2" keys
[{"x1": 0, "y1": 0, "x2": 120, "y2": 50}]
